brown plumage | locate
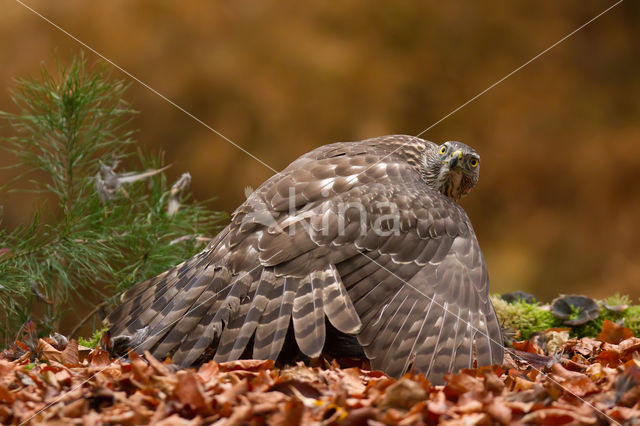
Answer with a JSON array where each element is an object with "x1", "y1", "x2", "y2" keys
[{"x1": 106, "y1": 135, "x2": 503, "y2": 384}]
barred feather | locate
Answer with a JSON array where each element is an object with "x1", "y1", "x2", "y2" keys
[{"x1": 105, "y1": 134, "x2": 504, "y2": 385}]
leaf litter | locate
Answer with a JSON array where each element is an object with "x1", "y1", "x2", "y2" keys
[{"x1": 0, "y1": 319, "x2": 639, "y2": 425}]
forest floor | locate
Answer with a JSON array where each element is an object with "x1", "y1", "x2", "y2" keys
[{"x1": 1, "y1": 317, "x2": 640, "y2": 425}]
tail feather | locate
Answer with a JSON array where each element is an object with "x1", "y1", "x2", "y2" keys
[
  {"x1": 410, "y1": 296, "x2": 446, "y2": 375},
  {"x1": 107, "y1": 252, "x2": 210, "y2": 336},
  {"x1": 292, "y1": 273, "x2": 325, "y2": 357},
  {"x1": 427, "y1": 304, "x2": 460, "y2": 382},
  {"x1": 211, "y1": 268, "x2": 261, "y2": 361},
  {"x1": 224, "y1": 268, "x2": 276, "y2": 360},
  {"x1": 366, "y1": 293, "x2": 408, "y2": 365},
  {"x1": 136, "y1": 265, "x2": 217, "y2": 352},
  {"x1": 107, "y1": 269, "x2": 178, "y2": 336},
  {"x1": 252, "y1": 274, "x2": 287, "y2": 359},
  {"x1": 474, "y1": 313, "x2": 493, "y2": 367},
  {"x1": 322, "y1": 264, "x2": 361, "y2": 334},
  {"x1": 449, "y1": 308, "x2": 473, "y2": 372},
  {"x1": 379, "y1": 296, "x2": 420, "y2": 377},
  {"x1": 169, "y1": 266, "x2": 261, "y2": 366},
  {"x1": 267, "y1": 276, "x2": 297, "y2": 359},
  {"x1": 170, "y1": 278, "x2": 234, "y2": 366},
  {"x1": 149, "y1": 283, "x2": 221, "y2": 358},
  {"x1": 213, "y1": 301, "x2": 252, "y2": 362}
]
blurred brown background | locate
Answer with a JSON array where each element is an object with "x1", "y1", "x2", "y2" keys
[{"x1": 1, "y1": 1, "x2": 639, "y2": 302}]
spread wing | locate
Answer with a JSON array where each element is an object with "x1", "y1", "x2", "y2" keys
[{"x1": 105, "y1": 135, "x2": 503, "y2": 384}]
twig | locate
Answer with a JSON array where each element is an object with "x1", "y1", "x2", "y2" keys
[
  {"x1": 169, "y1": 235, "x2": 212, "y2": 245},
  {"x1": 70, "y1": 300, "x2": 108, "y2": 338}
]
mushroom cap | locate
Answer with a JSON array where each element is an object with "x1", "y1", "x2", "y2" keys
[
  {"x1": 550, "y1": 294, "x2": 600, "y2": 326},
  {"x1": 601, "y1": 302, "x2": 629, "y2": 313},
  {"x1": 501, "y1": 291, "x2": 538, "y2": 305}
]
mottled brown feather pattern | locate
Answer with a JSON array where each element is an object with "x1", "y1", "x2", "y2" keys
[{"x1": 105, "y1": 135, "x2": 503, "y2": 385}]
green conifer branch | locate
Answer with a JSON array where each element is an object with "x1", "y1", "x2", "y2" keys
[{"x1": 0, "y1": 55, "x2": 225, "y2": 346}]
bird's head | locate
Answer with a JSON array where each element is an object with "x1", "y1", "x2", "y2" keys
[{"x1": 422, "y1": 141, "x2": 480, "y2": 201}]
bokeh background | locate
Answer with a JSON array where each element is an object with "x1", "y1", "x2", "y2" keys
[{"x1": 1, "y1": 1, "x2": 639, "y2": 303}]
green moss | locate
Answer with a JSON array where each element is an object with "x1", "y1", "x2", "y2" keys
[
  {"x1": 568, "y1": 305, "x2": 582, "y2": 321},
  {"x1": 78, "y1": 327, "x2": 109, "y2": 349},
  {"x1": 602, "y1": 293, "x2": 632, "y2": 307},
  {"x1": 624, "y1": 305, "x2": 640, "y2": 336},
  {"x1": 490, "y1": 295, "x2": 562, "y2": 340},
  {"x1": 492, "y1": 293, "x2": 640, "y2": 340},
  {"x1": 571, "y1": 308, "x2": 624, "y2": 338}
]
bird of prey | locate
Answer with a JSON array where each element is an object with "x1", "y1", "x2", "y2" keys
[{"x1": 106, "y1": 135, "x2": 503, "y2": 384}]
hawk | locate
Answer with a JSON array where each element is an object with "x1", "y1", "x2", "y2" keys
[{"x1": 106, "y1": 135, "x2": 504, "y2": 384}]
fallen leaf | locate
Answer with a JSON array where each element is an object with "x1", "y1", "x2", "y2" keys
[
  {"x1": 521, "y1": 407, "x2": 597, "y2": 425},
  {"x1": 269, "y1": 398, "x2": 304, "y2": 426},
  {"x1": 596, "y1": 350, "x2": 621, "y2": 367},
  {"x1": 619, "y1": 337, "x2": 640, "y2": 358},
  {"x1": 598, "y1": 319, "x2": 635, "y2": 344},
  {"x1": 37, "y1": 339, "x2": 64, "y2": 363},
  {"x1": 550, "y1": 364, "x2": 599, "y2": 397},
  {"x1": 143, "y1": 350, "x2": 172, "y2": 376},
  {"x1": 377, "y1": 377, "x2": 427, "y2": 410},
  {"x1": 61, "y1": 397, "x2": 87, "y2": 418},
  {"x1": 89, "y1": 348, "x2": 111, "y2": 366},
  {"x1": 0, "y1": 383, "x2": 15, "y2": 404},
  {"x1": 197, "y1": 360, "x2": 220, "y2": 382},
  {"x1": 174, "y1": 370, "x2": 209, "y2": 413},
  {"x1": 512, "y1": 339, "x2": 544, "y2": 355},
  {"x1": 218, "y1": 359, "x2": 274, "y2": 372},
  {"x1": 443, "y1": 372, "x2": 484, "y2": 397},
  {"x1": 486, "y1": 398, "x2": 511, "y2": 424},
  {"x1": 60, "y1": 339, "x2": 79, "y2": 365}
]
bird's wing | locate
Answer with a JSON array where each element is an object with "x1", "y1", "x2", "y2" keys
[
  {"x1": 336, "y1": 184, "x2": 503, "y2": 382},
  {"x1": 105, "y1": 135, "x2": 503, "y2": 384},
  {"x1": 104, "y1": 136, "x2": 405, "y2": 360},
  {"x1": 253, "y1": 174, "x2": 503, "y2": 383}
]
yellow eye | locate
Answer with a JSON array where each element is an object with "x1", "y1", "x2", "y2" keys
[
  {"x1": 439, "y1": 146, "x2": 447, "y2": 155},
  {"x1": 470, "y1": 158, "x2": 478, "y2": 168}
]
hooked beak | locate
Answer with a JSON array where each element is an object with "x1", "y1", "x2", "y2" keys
[{"x1": 447, "y1": 150, "x2": 463, "y2": 169}]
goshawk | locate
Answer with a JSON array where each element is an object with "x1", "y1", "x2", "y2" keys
[{"x1": 106, "y1": 135, "x2": 504, "y2": 384}]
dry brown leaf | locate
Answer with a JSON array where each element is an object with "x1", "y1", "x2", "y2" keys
[
  {"x1": 213, "y1": 400, "x2": 252, "y2": 426},
  {"x1": 325, "y1": 367, "x2": 367, "y2": 397},
  {"x1": 60, "y1": 339, "x2": 79, "y2": 365},
  {"x1": 36, "y1": 339, "x2": 64, "y2": 363},
  {"x1": 197, "y1": 360, "x2": 220, "y2": 382},
  {"x1": 0, "y1": 383, "x2": 15, "y2": 404},
  {"x1": 598, "y1": 319, "x2": 635, "y2": 344},
  {"x1": 454, "y1": 394, "x2": 484, "y2": 414},
  {"x1": 89, "y1": 347, "x2": 111, "y2": 366},
  {"x1": 619, "y1": 337, "x2": 640, "y2": 358},
  {"x1": 440, "y1": 412, "x2": 490, "y2": 425},
  {"x1": 7, "y1": 328, "x2": 640, "y2": 425},
  {"x1": 377, "y1": 377, "x2": 427, "y2": 410},
  {"x1": 269, "y1": 379, "x2": 322, "y2": 400},
  {"x1": 341, "y1": 406, "x2": 378, "y2": 426},
  {"x1": 219, "y1": 359, "x2": 274, "y2": 372},
  {"x1": 608, "y1": 406, "x2": 640, "y2": 423},
  {"x1": 550, "y1": 364, "x2": 599, "y2": 397},
  {"x1": 174, "y1": 370, "x2": 209, "y2": 413},
  {"x1": 61, "y1": 397, "x2": 87, "y2": 418},
  {"x1": 268, "y1": 397, "x2": 304, "y2": 426},
  {"x1": 426, "y1": 390, "x2": 449, "y2": 419},
  {"x1": 143, "y1": 350, "x2": 172, "y2": 376},
  {"x1": 521, "y1": 407, "x2": 597, "y2": 425},
  {"x1": 596, "y1": 349, "x2": 621, "y2": 367},
  {"x1": 154, "y1": 413, "x2": 203, "y2": 425},
  {"x1": 486, "y1": 398, "x2": 511, "y2": 424},
  {"x1": 512, "y1": 338, "x2": 545, "y2": 355},
  {"x1": 444, "y1": 372, "x2": 484, "y2": 397}
]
